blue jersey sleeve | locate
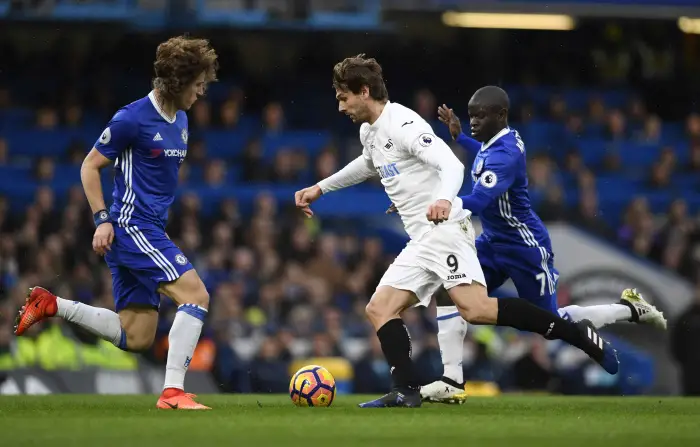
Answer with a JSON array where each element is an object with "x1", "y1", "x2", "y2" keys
[
  {"x1": 459, "y1": 148, "x2": 517, "y2": 214},
  {"x1": 455, "y1": 132, "x2": 481, "y2": 156},
  {"x1": 95, "y1": 110, "x2": 138, "y2": 160}
]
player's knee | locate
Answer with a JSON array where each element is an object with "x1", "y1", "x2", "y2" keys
[
  {"x1": 365, "y1": 287, "x2": 413, "y2": 328},
  {"x1": 187, "y1": 286, "x2": 209, "y2": 310},
  {"x1": 448, "y1": 284, "x2": 493, "y2": 324},
  {"x1": 126, "y1": 333, "x2": 155, "y2": 352}
]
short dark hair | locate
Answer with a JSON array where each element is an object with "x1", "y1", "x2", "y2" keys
[
  {"x1": 332, "y1": 54, "x2": 388, "y2": 101},
  {"x1": 153, "y1": 35, "x2": 219, "y2": 99}
]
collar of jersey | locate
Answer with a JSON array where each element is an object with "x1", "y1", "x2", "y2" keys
[
  {"x1": 481, "y1": 127, "x2": 510, "y2": 152},
  {"x1": 369, "y1": 100, "x2": 391, "y2": 130},
  {"x1": 148, "y1": 91, "x2": 177, "y2": 124}
]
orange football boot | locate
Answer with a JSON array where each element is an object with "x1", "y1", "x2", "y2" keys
[
  {"x1": 156, "y1": 388, "x2": 211, "y2": 410},
  {"x1": 14, "y1": 287, "x2": 58, "y2": 336}
]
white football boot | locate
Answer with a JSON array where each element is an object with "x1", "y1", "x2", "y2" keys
[
  {"x1": 619, "y1": 288, "x2": 667, "y2": 330},
  {"x1": 420, "y1": 377, "x2": 467, "y2": 404}
]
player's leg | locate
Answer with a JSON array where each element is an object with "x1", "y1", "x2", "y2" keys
[
  {"x1": 423, "y1": 237, "x2": 507, "y2": 403},
  {"x1": 358, "y1": 243, "x2": 441, "y2": 408},
  {"x1": 14, "y1": 286, "x2": 126, "y2": 347},
  {"x1": 120, "y1": 226, "x2": 210, "y2": 410},
  {"x1": 559, "y1": 288, "x2": 667, "y2": 329},
  {"x1": 14, "y1": 245, "x2": 154, "y2": 352},
  {"x1": 157, "y1": 269, "x2": 209, "y2": 403},
  {"x1": 438, "y1": 229, "x2": 619, "y2": 374}
]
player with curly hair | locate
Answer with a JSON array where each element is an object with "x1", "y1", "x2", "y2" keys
[{"x1": 14, "y1": 35, "x2": 218, "y2": 410}]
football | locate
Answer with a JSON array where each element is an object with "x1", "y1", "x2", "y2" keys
[{"x1": 289, "y1": 364, "x2": 336, "y2": 407}]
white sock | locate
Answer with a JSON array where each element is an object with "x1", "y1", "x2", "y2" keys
[
  {"x1": 163, "y1": 304, "x2": 207, "y2": 391},
  {"x1": 436, "y1": 306, "x2": 467, "y2": 384},
  {"x1": 56, "y1": 297, "x2": 125, "y2": 349},
  {"x1": 558, "y1": 304, "x2": 632, "y2": 329}
]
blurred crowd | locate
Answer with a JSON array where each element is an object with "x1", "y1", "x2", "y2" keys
[{"x1": 1, "y1": 22, "x2": 700, "y2": 394}]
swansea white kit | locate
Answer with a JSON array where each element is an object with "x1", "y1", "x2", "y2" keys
[{"x1": 318, "y1": 101, "x2": 485, "y2": 305}]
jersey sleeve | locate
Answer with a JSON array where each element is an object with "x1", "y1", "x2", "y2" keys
[
  {"x1": 94, "y1": 109, "x2": 138, "y2": 160},
  {"x1": 398, "y1": 121, "x2": 465, "y2": 203},
  {"x1": 471, "y1": 148, "x2": 518, "y2": 199},
  {"x1": 455, "y1": 132, "x2": 482, "y2": 156}
]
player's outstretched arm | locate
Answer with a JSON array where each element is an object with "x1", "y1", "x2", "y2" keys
[
  {"x1": 438, "y1": 104, "x2": 480, "y2": 155},
  {"x1": 295, "y1": 155, "x2": 376, "y2": 218},
  {"x1": 460, "y1": 150, "x2": 517, "y2": 215}
]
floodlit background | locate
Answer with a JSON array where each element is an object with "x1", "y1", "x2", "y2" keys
[{"x1": 1, "y1": 0, "x2": 700, "y2": 397}]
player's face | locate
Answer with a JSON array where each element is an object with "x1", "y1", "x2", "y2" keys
[
  {"x1": 335, "y1": 87, "x2": 369, "y2": 123},
  {"x1": 177, "y1": 72, "x2": 207, "y2": 111},
  {"x1": 467, "y1": 102, "x2": 501, "y2": 142}
]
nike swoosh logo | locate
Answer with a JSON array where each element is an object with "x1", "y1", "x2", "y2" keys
[
  {"x1": 402, "y1": 121, "x2": 413, "y2": 127},
  {"x1": 164, "y1": 401, "x2": 178, "y2": 409},
  {"x1": 34, "y1": 301, "x2": 41, "y2": 308}
]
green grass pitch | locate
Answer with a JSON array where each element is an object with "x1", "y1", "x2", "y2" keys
[{"x1": 1, "y1": 395, "x2": 699, "y2": 446}]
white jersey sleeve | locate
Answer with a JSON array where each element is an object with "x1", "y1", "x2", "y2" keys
[{"x1": 393, "y1": 112, "x2": 464, "y2": 203}]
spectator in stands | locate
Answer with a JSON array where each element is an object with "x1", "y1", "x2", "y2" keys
[
  {"x1": 248, "y1": 335, "x2": 289, "y2": 393},
  {"x1": 605, "y1": 109, "x2": 628, "y2": 141},
  {"x1": 33, "y1": 157, "x2": 54, "y2": 182},
  {"x1": 683, "y1": 143, "x2": 700, "y2": 173},
  {"x1": 670, "y1": 282, "x2": 700, "y2": 396},
  {"x1": 687, "y1": 113, "x2": 700, "y2": 146},
  {"x1": 35, "y1": 105, "x2": 59, "y2": 130},
  {"x1": 636, "y1": 114, "x2": 662, "y2": 144},
  {"x1": 649, "y1": 160, "x2": 672, "y2": 189},
  {"x1": 262, "y1": 101, "x2": 285, "y2": 134},
  {"x1": 204, "y1": 159, "x2": 227, "y2": 187},
  {"x1": 220, "y1": 97, "x2": 242, "y2": 129},
  {"x1": 192, "y1": 99, "x2": 212, "y2": 130},
  {"x1": 517, "y1": 101, "x2": 536, "y2": 124},
  {"x1": 587, "y1": 96, "x2": 607, "y2": 127},
  {"x1": 315, "y1": 148, "x2": 338, "y2": 182},
  {"x1": 548, "y1": 95, "x2": 568, "y2": 122},
  {"x1": 0, "y1": 138, "x2": 8, "y2": 165},
  {"x1": 63, "y1": 102, "x2": 83, "y2": 128},
  {"x1": 239, "y1": 139, "x2": 269, "y2": 182},
  {"x1": 187, "y1": 139, "x2": 207, "y2": 166},
  {"x1": 537, "y1": 184, "x2": 568, "y2": 222},
  {"x1": 414, "y1": 89, "x2": 436, "y2": 122}
]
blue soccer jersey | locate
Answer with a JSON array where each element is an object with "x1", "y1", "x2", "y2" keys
[
  {"x1": 456, "y1": 128, "x2": 558, "y2": 310},
  {"x1": 95, "y1": 91, "x2": 193, "y2": 312},
  {"x1": 95, "y1": 91, "x2": 189, "y2": 230},
  {"x1": 468, "y1": 128, "x2": 551, "y2": 250}
]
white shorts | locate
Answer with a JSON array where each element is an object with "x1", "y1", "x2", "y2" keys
[{"x1": 377, "y1": 217, "x2": 486, "y2": 307}]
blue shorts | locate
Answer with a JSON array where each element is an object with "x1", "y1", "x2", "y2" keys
[
  {"x1": 105, "y1": 226, "x2": 194, "y2": 312},
  {"x1": 476, "y1": 236, "x2": 559, "y2": 314}
]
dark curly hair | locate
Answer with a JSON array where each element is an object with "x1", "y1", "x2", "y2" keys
[
  {"x1": 332, "y1": 54, "x2": 388, "y2": 101},
  {"x1": 152, "y1": 36, "x2": 219, "y2": 98}
]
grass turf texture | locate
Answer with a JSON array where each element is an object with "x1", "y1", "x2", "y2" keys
[{"x1": 1, "y1": 395, "x2": 698, "y2": 446}]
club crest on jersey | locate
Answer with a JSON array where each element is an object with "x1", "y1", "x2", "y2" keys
[
  {"x1": 418, "y1": 133, "x2": 434, "y2": 147},
  {"x1": 99, "y1": 128, "x2": 111, "y2": 145},
  {"x1": 475, "y1": 159, "x2": 484, "y2": 175},
  {"x1": 175, "y1": 254, "x2": 188, "y2": 265},
  {"x1": 384, "y1": 139, "x2": 394, "y2": 151},
  {"x1": 181, "y1": 129, "x2": 188, "y2": 144},
  {"x1": 480, "y1": 170, "x2": 498, "y2": 188}
]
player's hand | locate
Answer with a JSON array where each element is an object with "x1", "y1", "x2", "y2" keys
[
  {"x1": 427, "y1": 199, "x2": 452, "y2": 224},
  {"x1": 294, "y1": 185, "x2": 322, "y2": 218},
  {"x1": 93, "y1": 222, "x2": 114, "y2": 256},
  {"x1": 438, "y1": 104, "x2": 462, "y2": 140},
  {"x1": 386, "y1": 203, "x2": 397, "y2": 214}
]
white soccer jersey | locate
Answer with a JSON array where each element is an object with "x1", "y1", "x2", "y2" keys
[{"x1": 359, "y1": 102, "x2": 468, "y2": 240}]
